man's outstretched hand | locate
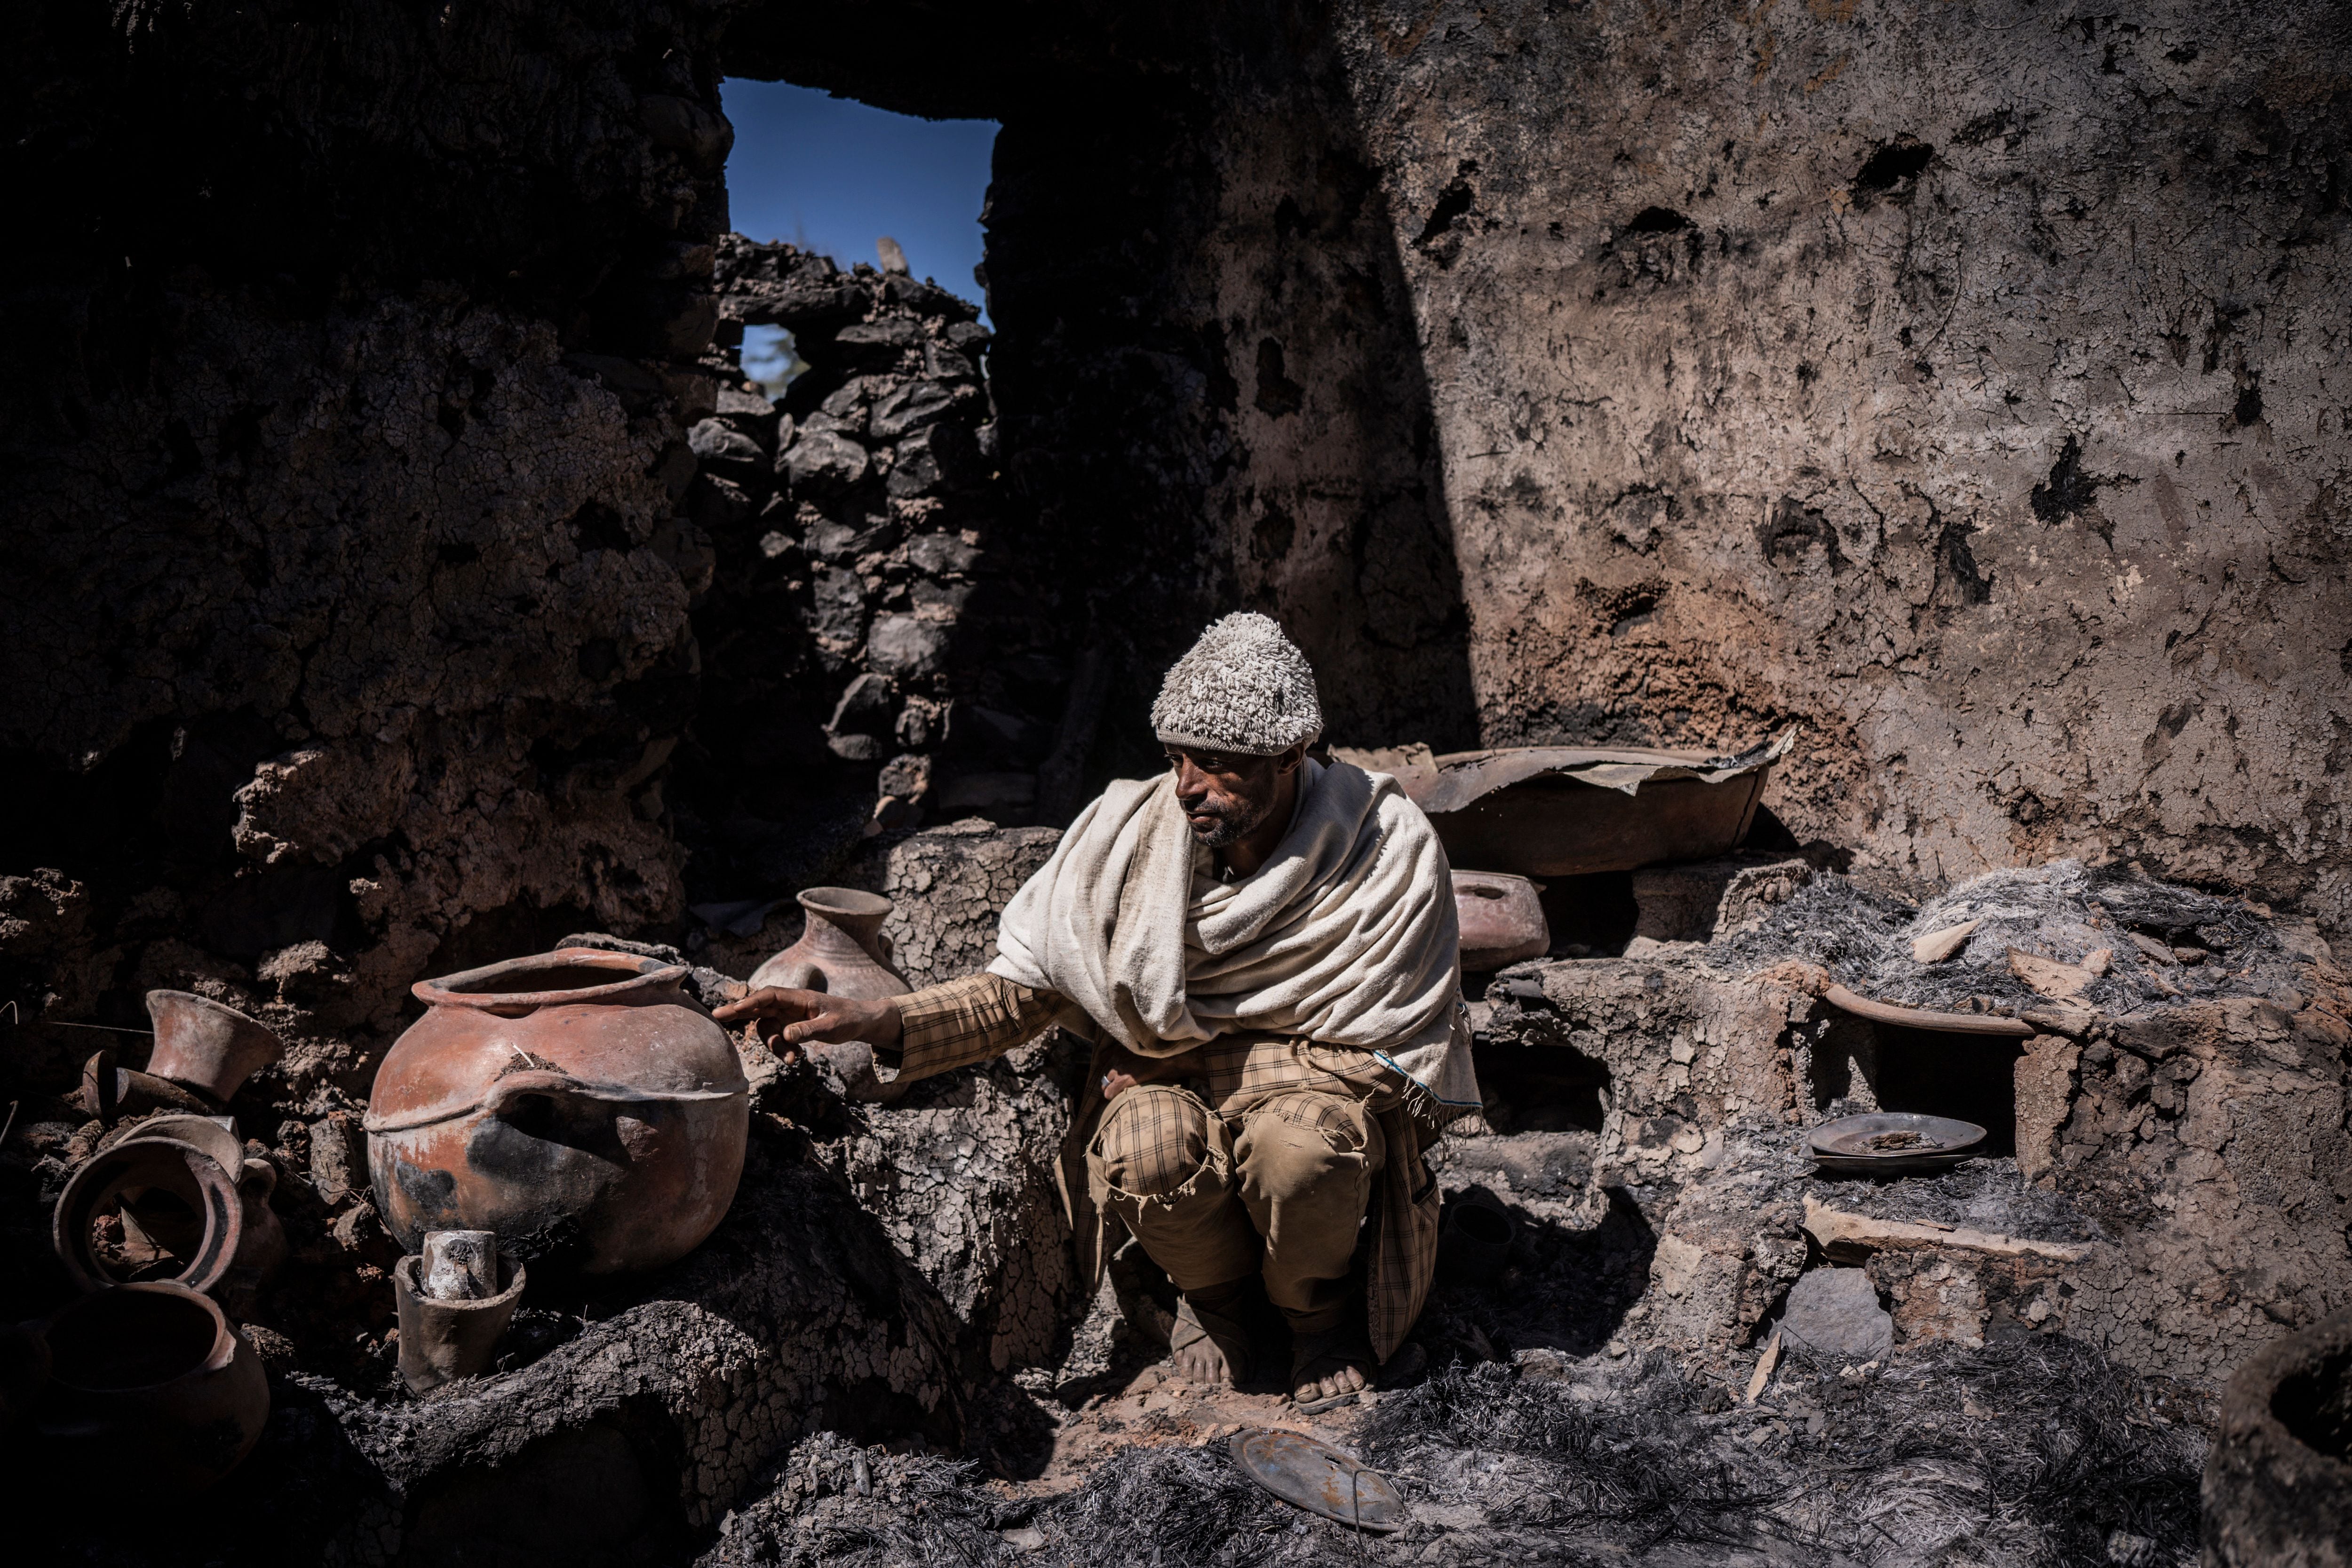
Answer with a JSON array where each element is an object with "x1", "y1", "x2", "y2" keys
[{"x1": 713, "y1": 987, "x2": 904, "y2": 1052}]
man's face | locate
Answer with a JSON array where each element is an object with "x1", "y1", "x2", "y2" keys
[{"x1": 1167, "y1": 745, "x2": 1292, "y2": 848}]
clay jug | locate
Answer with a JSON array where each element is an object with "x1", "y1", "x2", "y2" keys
[
  {"x1": 33, "y1": 1281, "x2": 270, "y2": 1496},
  {"x1": 747, "y1": 888, "x2": 910, "y2": 999},
  {"x1": 363, "y1": 948, "x2": 749, "y2": 1275},
  {"x1": 1454, "y1": 871, "x2": 1550, "y2": 971}
]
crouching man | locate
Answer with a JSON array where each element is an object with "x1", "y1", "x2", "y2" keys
[{"x1": 717, "y1": 613, "x2": 1478, "y2": 1406}]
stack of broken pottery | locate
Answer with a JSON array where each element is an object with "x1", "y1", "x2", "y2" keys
[
  {"x1": 33, "y1": 991, "x2": 284, "y2": 1491},
  {"x1": 53, "y1": 1112, "x2": 286, "y2": 1316},
  {"x1": 1808, "y1": 1112, "x2": 1986, "y2": 1175},
  {"x1": 1337, "y1": 730, "x2": 1794, "y2": 973},
  {"x1": 747, "y1": 887, "x2": 913, "y2": 1102}
]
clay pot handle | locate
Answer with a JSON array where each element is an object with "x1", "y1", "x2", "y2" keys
[
  {"x1": 238, "y1": 1158, "x2": 278, "y2": 1201},
  {"x1": 480, "y1": 1068, "x2": 611, "y2": 1121}
]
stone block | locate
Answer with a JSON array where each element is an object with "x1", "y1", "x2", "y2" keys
[{"x1": 1777, "y1": 1267, "x2": 1893, "y2": 1365}]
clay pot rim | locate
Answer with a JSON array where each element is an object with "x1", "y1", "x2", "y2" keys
[
  {"x1": 413, "y1": 949, "x2": 689, "y2": 1011},
  {"x1": 43, "y1": 1281, "x2": 238, "y2": 1393},
  {"x1": 53, "y1": 1135, "x2": 243, "y2": 1297},
  {"x1": 110, "y1": 1113, "x2": 243, "y2": 1175},
  {"x1": 392, "y1": 1253, "x2": 529, "y2": 1314},
  {"x1": 144, "y1": 989, "x2": 271, "y2": 1033},
  {"x1": 1821, "y1": 981, "x2": 2036, "y2": 1039},
  {"x1": 798, "y1": 886, "x2": 892, "y2": 918},
  {"x1": 1453, "y1": 870, "x2": 1548, "y2": 896}
]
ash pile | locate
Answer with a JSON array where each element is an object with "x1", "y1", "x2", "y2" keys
[{"x1": 1701, "y1": 855, "x2": 2314, "y2": 1018}]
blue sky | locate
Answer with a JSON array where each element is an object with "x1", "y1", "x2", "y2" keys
[{"x1": 721, "y1": 80, "x2": 998, "y2": 313}]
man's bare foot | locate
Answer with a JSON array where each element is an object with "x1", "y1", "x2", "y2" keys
[
  {"x1": 1289, "y1": 1326, "x2": 1374, "y2": 1407},
  {"x1": 1171, "y1": 1319, "x2": 1237, "y2": 1385},
  {"x1": 1168, "y1": 1287, "x2": 1252, "y2": 1388}
]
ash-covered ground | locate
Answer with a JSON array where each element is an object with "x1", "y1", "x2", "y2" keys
[
  {"x1": 1705, "y1": 859, "x2": 2312, "y2": 1016},
  {"x1": 705, "y1": 1340, "x2": 2204, "y2": 1568}
]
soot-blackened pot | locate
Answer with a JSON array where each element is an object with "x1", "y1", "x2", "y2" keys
[
  {"x1": 35, "y1": 1281, "x2": 270, "y2": 1496},
  {"x1": 364, "y1": 949, "x2": 749, "y2": 1275}
]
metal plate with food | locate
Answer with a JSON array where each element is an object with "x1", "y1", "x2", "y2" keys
[{"x1": 1808, "y1": 1112, "x2": 1986, "y2": 1175}]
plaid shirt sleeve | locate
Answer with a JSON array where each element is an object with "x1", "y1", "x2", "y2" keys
[{"x1": 880, "y1": 972, "x2": 1064, "y2": 1084}]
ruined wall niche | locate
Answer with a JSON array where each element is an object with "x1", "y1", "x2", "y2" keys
[{"x1": 742, "y1": 0, "x2": 2352, "y2": 944}]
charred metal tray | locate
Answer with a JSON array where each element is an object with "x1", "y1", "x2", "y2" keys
[
  {"x1": 1808, "y1": 1112, "x2": 1986, "y2": 1174},
  {"x1": 1229, "y1": 1429, "x2": 1408, "y2": 1531}
]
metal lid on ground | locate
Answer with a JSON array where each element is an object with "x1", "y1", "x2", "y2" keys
[{"x1": 1229, "y1": 1429, "x2": 1410, "y2": 1531}]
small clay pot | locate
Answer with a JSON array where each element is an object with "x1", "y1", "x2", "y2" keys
[
  {"x1": 2205, "y1": 1306, "x2": 2352, "y2": 1566},
  {"x1": 35, "y1": 1281, "x2": 270, "y2": 1496},
  {"x1": 143, "y1": 991, "x2": 283, "y2": 1103},
  {"x1": 1454, "y1": 871, "x2": 1550, "y2": 971},
  {"x1": 393, "y1": 1250, "x2": 527, "y2": 1395},
  {"x1": 747, "y1": 888, "x2": 910, "y2": 999}
]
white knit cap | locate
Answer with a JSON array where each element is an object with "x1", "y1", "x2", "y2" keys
[{"x1": 1151, "y1": 612, "x2": 1324, "y2": 756}]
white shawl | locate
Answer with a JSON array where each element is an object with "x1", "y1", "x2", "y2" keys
[{"x1": 989, "y1": 759, "x2": 1481, "y2": 1106}]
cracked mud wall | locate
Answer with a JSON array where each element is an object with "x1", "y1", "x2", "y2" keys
[
  {"x1": 761, "y1": 0, "x2": 2352, "y2": 939},
  {"x1": 1324, "y1": 0, "x2": 2352, "y2": 937}
]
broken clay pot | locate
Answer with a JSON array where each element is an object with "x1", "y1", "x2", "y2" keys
[
  {"x1": 1401, "y1": 731, "x2": 1792, "y2": 879},
  {"x1": 393, "y1": 1248, "x2": 527, "y2": 1395},
  {"x1": 364, "y1": 948, "x2": 750, "y2": 1275},
  {"x1": 78, "y1": 1049, "x2": 215, "y2": 1128},
  {"x1": 747, "y1": 887, "x2": 910, "y2": 1000},
  {"x1": 1453, "y1": 871, "x2": 1550, "y2": 971},
  {"x1": 52, "y1": 1124, "x2": 285, "y2": 1315},
  {"x1": 143, "y1": 990, "x2": 284, "y2": 1103},
  {"x1": 33, "y1": 1281, "x2": 270, "y2": 1496}
]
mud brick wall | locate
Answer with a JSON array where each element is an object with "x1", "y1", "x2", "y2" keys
[{"x1": 746, "y1": 0, "x2": 2352, "y2": 941}]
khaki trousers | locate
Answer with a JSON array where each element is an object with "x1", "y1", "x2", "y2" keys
[{"x1": 1089, "y1": 1076, "x2": 1389, "y2": 1334}]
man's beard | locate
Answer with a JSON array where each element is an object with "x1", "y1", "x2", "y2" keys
[{"x1": 1186, "y1": 792, "x2": 1274, "y2": 849}]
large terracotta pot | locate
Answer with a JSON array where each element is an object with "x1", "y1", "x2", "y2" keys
[
  {"x1": 34, "y1": 1281, "x2": 270, "y2": 1496},
  {"x1": 363, "y1": 949, "x2": 749, "y2": 1275},
  {"x1": 748, "y1": 887, "x2": 910, "y2": 998},
  {"x1": 1454, "y1": 871, "x2": 1550, "y2": 971}
]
